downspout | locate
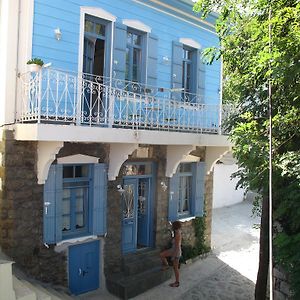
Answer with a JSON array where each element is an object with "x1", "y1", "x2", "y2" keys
[
  {"x1": 108, "y1": 21, "x2": 115, "y2": 127},
  {"x1": 14, "y1": 0, "x2": 21, "y2": 124},
  {"x1": 218, "y1": 57, "x2": 223, "y2": 135}
]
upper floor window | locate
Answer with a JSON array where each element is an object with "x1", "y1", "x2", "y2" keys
[{"x1": 126, "y1": 29, "x2": 143, "y2": 83}]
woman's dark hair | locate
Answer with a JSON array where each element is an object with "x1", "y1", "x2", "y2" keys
[{"x1": 172, "y1": 221, "x2": 182, "y2": 230}]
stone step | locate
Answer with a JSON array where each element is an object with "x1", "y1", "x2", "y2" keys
[
  {"x1": 123, "y1": 255, "x2": 161, "y2": 276},
  {"x1": 122, "y1": 248, "x2": 160, "y2": 265},
  {"x1": 13, "y1": 277, "x2": 36, "y2": 300},
  {"x1": 106, "y1": 266, "x2": 172, "y2": 300}
]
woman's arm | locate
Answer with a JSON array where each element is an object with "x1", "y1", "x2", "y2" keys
[{"x1": 174, "y1": 230, "x2": 181, "y2": 254}]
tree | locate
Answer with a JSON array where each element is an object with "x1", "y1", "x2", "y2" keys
[{"x1": 193, "y1": 0, "x2": 300, "y2": 299}]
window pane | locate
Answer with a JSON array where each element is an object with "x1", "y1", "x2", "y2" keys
[
  {"x1": 85, "y1": 20, "x2": 93, "y2": 33},
  {"x1": 95, "y1": 23, "x2": 105, "y2": 36},
  {"x1": 133, "y1": 33, "x2": 141, "y2": 45},
  {"x1": 76, "y1": 213, "x2": 84, "y2": 229},
  {"x1": 62, "y1": 216, "x2": 70, "y2": 231},
  {"x1": 132, "y1": 65, "x2": 138, "y2": 81},
  {"x1": 75, "y1": 188, "x2": 85, "y2": 212},
  {"x1": 63, "y1": 166, "x2": 73, "y2": 178},
  {"x1": 127, "y1": 32, "x2": 132, "y2": 44},
  {"x1": 179, "y1": 163, "x2": 192, "y2": 173},
  {"x1": 133, "y1": 48, "x2": 141, "y2": 65},
  {"x1": 123, "y1": 164, "x2": 152, "y2": 176},
  {"x1": 62, "y1": 192, "x2": 71, "y2": 215},
  {"x1": 75, "y1": 165, "x2": 89, "y2": 177}
]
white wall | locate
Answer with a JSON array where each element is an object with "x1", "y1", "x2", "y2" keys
[{"x1": 213, "y1": 164, "x2": 245, "y2": 209}]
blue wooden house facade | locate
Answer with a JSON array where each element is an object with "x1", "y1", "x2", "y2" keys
[{"x1": 0, "y1": 0, "x2": 232, "y2": 297}]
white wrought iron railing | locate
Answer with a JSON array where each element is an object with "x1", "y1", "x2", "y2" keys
[{"x1": 18, "y1": 68, "x2": 232, "y2": 134}]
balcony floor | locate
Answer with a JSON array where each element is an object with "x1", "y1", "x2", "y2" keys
[{"x1": 12, "y1": 123, "x2": 231, "y2": 147}]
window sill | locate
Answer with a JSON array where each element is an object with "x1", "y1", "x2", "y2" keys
[
  {"x1": 55, "y1": 235, "x2": 99, "y2": 252},
  {"x1": 178, "y1": 215, "x2": 196, "y2": 222}
]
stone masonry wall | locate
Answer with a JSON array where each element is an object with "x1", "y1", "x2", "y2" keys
[
  {"x1": 0, "y1": 130, "x2": 66, "y2": 285},
  {"x1": 274, "y1": 266, "x2": 292, "y2": 300},
  {"x1": 204, "y1": 170, "x2": 214, "y2": 248}
]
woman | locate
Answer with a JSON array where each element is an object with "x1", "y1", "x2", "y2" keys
[{"x1": 160, "y1": 220, "x2": 182, "y2": 287}]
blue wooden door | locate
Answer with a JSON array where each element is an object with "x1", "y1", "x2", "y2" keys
[
  {"x1": 69, "y1": 241, "x2": 100, "y2": 295},
  {"x1": 122, "y1": 178, "x2": 138, "y2": 253},
  {"x1": 137, "y1": 178, "x2": 150, "y2": 247}
]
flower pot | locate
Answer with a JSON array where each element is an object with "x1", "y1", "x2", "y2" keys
[{"x1": 27, "y1": 64, "x2": 42, "y2": 72}]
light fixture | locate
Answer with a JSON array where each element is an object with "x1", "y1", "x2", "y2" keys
[
  {"x1": 117, "y1": 184, "x2": 125, "y2": 194},
  {"x1": 160, "y1": 181, "x2": 168, "y2": 192},
  {"x1": 162, "y1": 56, "x2": 170, "y2": 65},
  {"x1": 54, "y1": 28, "x2": 62, "y2": 41}
]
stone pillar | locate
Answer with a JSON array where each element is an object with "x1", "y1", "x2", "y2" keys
[{"x1": 204, "y1": 170, "x2": 214, "y2": 248}]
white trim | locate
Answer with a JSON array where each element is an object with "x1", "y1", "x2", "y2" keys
[
  {"x1": 122, "y1": 19, "x2": 151, "y2": 33},
  {"x1": 57, "y1": 154, "x2": 99, "y2": 164},
  {"x1": 77, "y1": 7, "x2": 116, "y2": 78},
  {"x1": 80, "y1": 7, "x2": 116, "y2": 22},
  {"x1": 13, "y1": 124, "x2": 232, "y2": 147},
  {"x1": 179, "y1": 38, "x2": 201, "y2": 49}
]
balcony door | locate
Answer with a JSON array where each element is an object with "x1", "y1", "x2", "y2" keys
[{"x1": 82, "y1": 14, "x2": 109, "y2": 125}]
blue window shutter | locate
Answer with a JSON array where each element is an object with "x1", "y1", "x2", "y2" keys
[
  {"x1": 92, "y1": 163, "x2": 107, "y2": 235},
  {"x1": 147, "y1": 33, "x2": 158, "y2": 87},
  {"x1": 43, "y1": 164, "x2": 62, "y2": 244},
  {"x1": 113, "y1": 23, "x2": 127, "y2": 81},
  {"x1": 192, "y1": 162, "x2": 206, "y2": 217},
  {"x1": 171, "y1": 41, "x2": 183, "y2": 101},
  {"x1": 168, "y1": 173, "x2": 180, "y2": 221},
  {"x1": 196, "y1": 49, "x2": 205, "y2": 102}
]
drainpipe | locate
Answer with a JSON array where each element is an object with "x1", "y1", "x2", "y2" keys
[
  {"x1": 218, "y1": 57, "x2": 223, "y2": 135},
  {"x1": 108, "y1": 21, "x2": 115, "y2": 128}
]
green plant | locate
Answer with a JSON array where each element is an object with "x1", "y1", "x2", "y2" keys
[
  {"x1": 27, "y1": 58, "x2": 44, "y2": 66},
  {"x1": 181, "y1": 216, "x2": 210, "y2": 262}
]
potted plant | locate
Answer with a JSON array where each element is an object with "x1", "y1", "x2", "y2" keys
[{"x1": 27, "y1": 58, "x2": 44, "y2": 72}]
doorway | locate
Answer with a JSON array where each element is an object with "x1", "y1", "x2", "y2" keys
[
  {"x1": 82, "y1": 14, "x2": 109, "y2": 124},
  {"x1": 121, "y1": 163, "x2": 155, "y2": 253}
]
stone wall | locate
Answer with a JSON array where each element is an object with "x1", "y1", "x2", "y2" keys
[
  {"x1": 204, "y1": 171, "x2": 214, "y2": 248},
  {"x1": 0, "y1": 130, "x2": 66, "y2": 285},
  {"x1": 274, "y1": 266, "x2": 292, "y2": 300}
]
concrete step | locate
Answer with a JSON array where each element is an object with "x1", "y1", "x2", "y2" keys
[
  {"x1": 106, "y1": 266, "x2": 172, "y2": 300},
  {"x1": 13, "y1": 277, "x2": 36, "y2": 300},
  {"x1": 18, "y1": 280, "x2": 51, "y2": 300},
  {"x1": 123, "y1": 255, "x2": 160, "y2": 276}
]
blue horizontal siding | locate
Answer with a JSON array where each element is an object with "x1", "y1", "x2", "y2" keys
[{"x1": 32, "y1": 0, "x2": 221, "y2": 104}]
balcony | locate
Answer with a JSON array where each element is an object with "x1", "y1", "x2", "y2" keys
[{"x1": 18, "y1": 68, "x2": 232, "y2": 136}]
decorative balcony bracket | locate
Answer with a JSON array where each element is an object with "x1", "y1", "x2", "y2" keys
[
  {"x1": 166, "y1": 145, "x2": 196, "y2": 177},
  {"x1": 37, "y1": 141, "x2": 64, "y2": 184},
  {"x1": 205, "y1": 146, "x2": 232, "y2": 173},
  {"x1": 108, "y1": 143, "x2": 139, "y2": 181}
]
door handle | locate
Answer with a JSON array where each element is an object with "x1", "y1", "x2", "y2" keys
[{"x1": 78, "y1": 268, "x2": 82, "y2": 276}]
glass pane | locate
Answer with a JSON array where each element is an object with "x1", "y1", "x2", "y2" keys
[
  {"x1": 179, "y1": 163, "x2": 192, "y2": 173},
  {"x1": 62, "y1": 216, "x2": 70, "y2": 231},
  {"x1": 75, "y1": 165, "x2": 89, "y2": 177},
  {"x1": 75, "y1": 188, "x2": 85, "y2": 212},
  {"x1": 123, "y1": 185, "x2": 134, "y2": 219},
  {"x1": 76, "y1": 213, "x2": 84, "y2": 229},
  {"x1": 132, "y1": 65, "x2": 138, "y2": 81},
  {"x1": 133, "y1": 48, "x2": 141, "y2": 65},
  {"x1": 63, "y1": 166, "x2": 73, "y2": 178},
  {"x1": 123, "y1": 164, "x2": 152, "y2": 176},
  {"x1": 95, "y1": 23, "x2": 105, "y2": 36},
  {"x1": 133, "y1": 33, "x2": 141, "y2": 45},
  {"x1": 138, "y1": 181, "x2": 147, "y2": 215},
  {"x1": 62, "y1": 200, "x2": 70, "y2": 215},
  {"x1": 85, "y1": 20, "x2": 93, "y2": 33},
  {"x1": 127, "y1": 32, "x2": 132, "y2": 44}
]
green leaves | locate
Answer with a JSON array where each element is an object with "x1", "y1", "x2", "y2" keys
[{"x1": 194, "y1": 0, "x2": 300, "y2": 297}]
